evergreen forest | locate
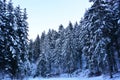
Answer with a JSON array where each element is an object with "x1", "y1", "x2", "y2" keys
[{"x1": 0, "y1": 0, "x2": 120, "y2": 79}]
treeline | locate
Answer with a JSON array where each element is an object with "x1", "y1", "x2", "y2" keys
[
  {"x1": 0, "y1": 0, "x2": 28, "y2": 79},
  {"x1": 28, "y1": 0, "x2": 120, "y2": 78},
  {"x1": 0, "y1": 0, "x2": 120, "y2": 79}
]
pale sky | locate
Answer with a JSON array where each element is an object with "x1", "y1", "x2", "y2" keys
[{"x1": 12, "y1": 0, "x2": 92, "y2": 39}]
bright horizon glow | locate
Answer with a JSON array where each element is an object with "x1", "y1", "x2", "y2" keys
[{"x1": 12, "y1": 0, "x2": 92, "y2": 40}]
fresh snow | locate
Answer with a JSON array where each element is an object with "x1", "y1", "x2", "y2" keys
[
  {"x1": 25, "y1": 76, "x2": 120, "y2": 80},
  {"x1": 24, "y1": 72, "x2": 120, "y2": 80}
]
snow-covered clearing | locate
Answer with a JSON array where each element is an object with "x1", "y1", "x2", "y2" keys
[
  {"x1": 2, "y1": 73, "x2": 120, "y2": 80},
  {"x1": 25, "y1": 70, "x2": 120, "y2": 80},
  {"x1": 25, "y1": 75, "x2": 120, "y2": 80}
]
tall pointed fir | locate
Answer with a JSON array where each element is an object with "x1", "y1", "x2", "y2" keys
[
  {"x1": 44, "y1": 29, "x2": 55, "y2": 75},
  {"x1": 110, "y1": 0, "x2": 120, "y2": 70},
  {"x1": 0, "y1": 0, "x2": 7, "y2": 75},
  {"x1": 36, "y1": 32, "x2": 47, "y2": 77},
  {"x1": 73, "y1": 22, "x2": 83, "y2": 70},
  {"x1": 0, "y1": 0, "x2": 29, "y2": 78},
  {"x1": 0, "y1": 0, "x2": 18, "y2": 77},
  {"x1": 82, "y1": 0, "x2": 119, "y2": 77},
  {"x1": 54, "y1": 24, "x2": 65, "y2": 74},
  {"x1": 14, "y1": 6, "x2": 29, "y2": 78},
  {"x1": 29, "y1": 35, "x2": 41, "y2": 76},
  {"x1": 49, "y1": 29, "x2": 59, "y2": 74},
  {"x1": 6, "y1": 0, "x2": 19, "y2": 77},
  {"x1": 62, "y1": 22, "x2": 75, "y2": 75},
  {"x1": 33, "y1": 35, "x2": 41, "y2": 62}
]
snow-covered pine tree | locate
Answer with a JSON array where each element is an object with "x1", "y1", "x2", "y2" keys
[
  {"x1": 54, "y1": 24, "x2": 65, "y2": 74},
  {"x1": 0, "y1": 0, "x2": 29, "y2": 78},
  {"x1": 28, "y1": 35, "x2": 41, "y2": 77},
  {"x1": 62, "y1": 22, "x2": 75, "y2": 76},
  {"x1": 36, "y1": 32, "x2": 47, "y2": 77},
  {"x1": 33, "y1": 35, "x2": 41, "y2": 62},
  {"x1": 49, "y1": 29, "x2": 59, "y2": 75},
  {"x1": 82, "y1": 0, "x2": 119, "y2": 78},
  {"x1": 14, "y1": 6, "x2": 29, "y2": 78},
  {"x1": 110, "y1": 0, "x2": 120, "y2": 70},
  {"x1": 0, "y1": 0, "x2": 7, "y2": 74},
  {"x1": 0, "y1": 0, "x2": 18, "y2": 77},
  {"x1": 5, "y1": 0, "x2": 19, "y2": 77},
  {"x1": 44, "y1": 29, "x2": 58, "y2": 76}
]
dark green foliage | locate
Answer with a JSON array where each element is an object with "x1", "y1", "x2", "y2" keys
[{"x1": 0, "y1": 0, "x2": 28, "y2": 78}]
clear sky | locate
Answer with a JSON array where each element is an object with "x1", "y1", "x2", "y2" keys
[{"x1": 12, "y1": 0, "x2": 92, "y2": 40}]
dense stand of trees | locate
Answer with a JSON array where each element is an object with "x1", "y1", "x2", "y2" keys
[
  {"x1": 0, "y1": 0, "x2": 28, "y2": 79},
  {"x1": 28, "y1": 0, "x2": 120, "y2": 78},
  {"x1": 0, "y1": 0, "x2": 120, "y2": 79}
]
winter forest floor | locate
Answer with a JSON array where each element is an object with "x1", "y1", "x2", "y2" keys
[
  {"x1": 24, "y1": 72, "x2": 120, "y2": 80},
  {"x1": 1, "y1": 70, "x2": 120, "y2": 80},
  {"x1": 25, "y1": 76, "x2": 120, "y2": 80}
]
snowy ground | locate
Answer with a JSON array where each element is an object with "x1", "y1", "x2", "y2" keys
[
  {"x1": 2, "y1": 70, "x2": 120, "y2": 80},
  {"x1": 24, "y1": 70, "x2": 120, "y2": 80},
  {"x1": 25, "y1": 74, "x2": 120, "y2": 80},
  {"x1": 2, "y1": 74, "x2": 120, "y2": 80},
  {"x1": 25, "y1": 76, "x2": 120, "y2": 80}
]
